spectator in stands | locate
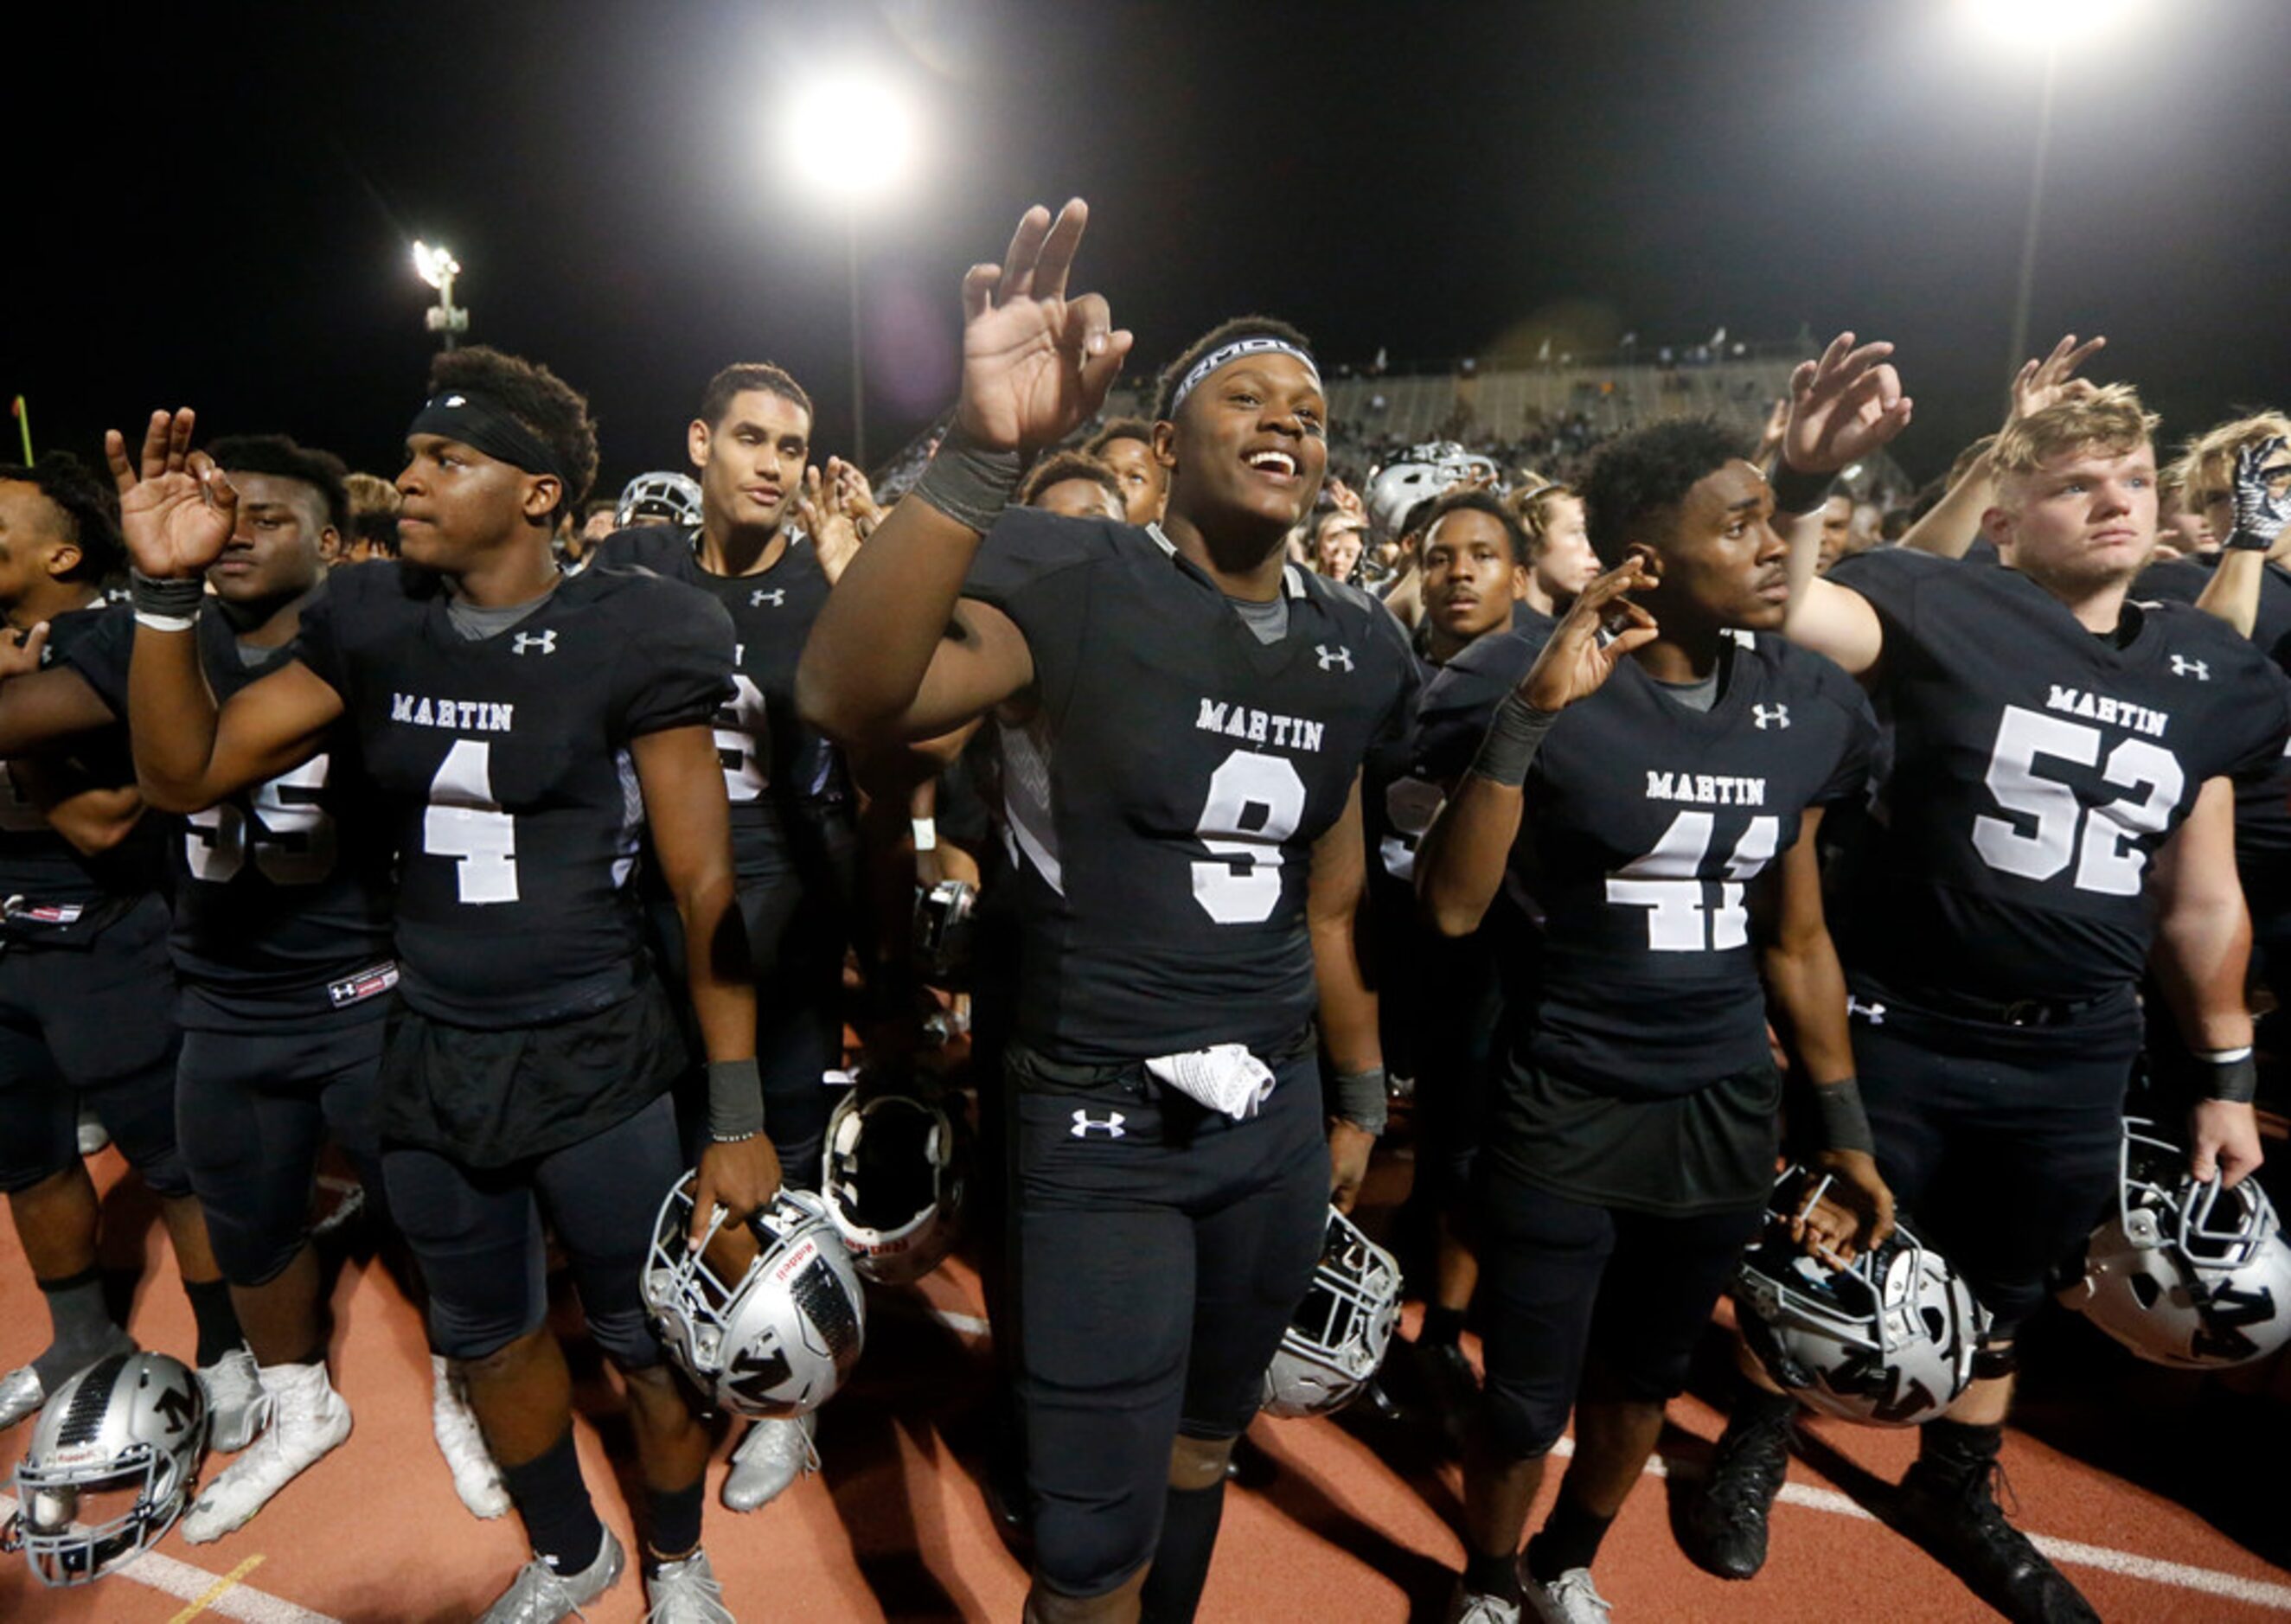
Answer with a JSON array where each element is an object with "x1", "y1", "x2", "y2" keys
[
  {"x1": 1084, "y1": 418, "x2": 1167, "y2": 524},
  {"x1": 1017, "y1": 451, "x2": 1125, "y2": 520}
]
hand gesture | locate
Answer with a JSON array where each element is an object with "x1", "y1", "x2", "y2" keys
[
  {"x1": 957, "y1": 201, "x2": 1134, "y2": 455},
  {"x1": 0, "y1": 623, "x2": 48, "y2": 682},
  {"x1": 1782, "y1": 333, "x2": 1913, "y2": 476},
  {"x1": 2189, "y1": 1098, "x2": 2263, "y2": 1188},
  {"x1": 1516, "y1": 558, "x2": 1659, "y2": 713},
  {"x1": 1328, "y1": 1120, "x2": 1375, "y2": 1214},
  {"x1": 2006, "y1": 333, "x2": 2105, "y2": 425},
  {"x1": 798, "y1": 464, "x2": 863, "y2": 584},
  {"x1": 2226, "y1": 436, "x2": 2291, "y2": 555},
  {"x1": 829, "y1": 457, "x2": 883, "y2": 538},
  {"x1": 105, "y1": 409, "x2": 238, "y2": 579},
  {"x1": 1326, "y1": 476, "x2": 1366, "y2": 524},
  {"x1": 1797, "y1": 1149, "x2": 1897, "y2": 1266},
  {"x1": 689, "y1": 1134, "x2": 783, "y2": 1250},
  {"x1": 1755, "y1": 395, "x2": 1789, "y2": 464}
]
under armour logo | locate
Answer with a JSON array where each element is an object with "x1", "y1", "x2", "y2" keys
[
  {"x1": 1846, "y1": 995, "x2": 1886, "y2": 1026},
  {"x1": 512, "y1": 630, "x2": 557, "y2": 655},
  {"x1": 752, "y1": 588, "x2": 786, "y2": 608},
  {"x1": 1753, "y1": 703, "x2": 1789, "y2": 730},
  {"x1": 2170, "y1": 655, "x2": 2210, "y2": 681},
  {"x1": 442, "y1": 394, "x2": 467, "y2": 407},
  {"x1": 1070, "y1": 1109, "x2": 1126, "y2": 1140},
  {"x1": 1315, "y1": 644, "x2": 1354, "y2": 672}
]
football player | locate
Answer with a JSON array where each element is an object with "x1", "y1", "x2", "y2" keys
[
  {"x1": 1085, "y1": 417, "x2": 1169, "y2": 525},
  {"x1": 1691, "y1": 336, "x2": 2283, "y2": 1623},
  {"x1": 593, "y1": 361, "x2": 866, "y2": 1518},
  {"x1": 0, "y1": 453, "x2": 260, "y2": 1452},
  {"x1": 110, "y1": 347, "x2": 771, "y2": 1623},
  {"x1": 800, "y1": 201, "x2": 1413, "y2": 1624},
  {"x1": 1414, "y1": 419, "x2": 1892, "y2": 1624},
  {"x1": 1018, "y1": 451, "x2": 1128, "y2": 521}
]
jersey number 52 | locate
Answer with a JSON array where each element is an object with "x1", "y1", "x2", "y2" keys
[{"x1": 1973, "y1": 706, "x2": 2182, "y2": 897}]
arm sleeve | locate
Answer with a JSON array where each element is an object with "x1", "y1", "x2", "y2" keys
[{"x1": 616, "y1": 583, "x2": 738, "y2": 740}]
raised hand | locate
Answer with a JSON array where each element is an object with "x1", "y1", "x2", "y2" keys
[
  {"x1": 798, "y1": 464, "x2": 864, "y2": 584},
  {"x1": 105, "y1": 409, "x2": 238, "y2": 579},
  {"x1": 956, "y1": 201, "x2": 1135, "y2": 455},
  {"x1": 1755, "y1": 395, "x2": 1789, "y2": 464},
  {"x1": 1516, "y1": 558, "x2": 1659, "y2": 713},
  {"x1": 2007, "y1": 333, "x2": 2105, "y2": 425},
  {"x1": 2225, "y1": 435, "x2": 2291, "y2": 554},
  {"x1": 829, "y1": 457, "x2": 883, "y2": 538},
  {"x1": 1326, "y1": 476, "x2": 1366, "y2": 524},
  {"x1": 1782, "y1": 332, "x2": 1914, "y2": 476}
]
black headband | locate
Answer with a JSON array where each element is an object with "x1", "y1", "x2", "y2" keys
[{"x1": 406, "y1": 391, "x2": 569, "y2": 489}]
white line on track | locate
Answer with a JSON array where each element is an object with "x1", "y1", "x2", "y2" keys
[{"x1": 0, "y1": 1497, "x2": 340, "y2": 1624}]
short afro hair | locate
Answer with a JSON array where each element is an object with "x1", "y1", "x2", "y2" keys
[
  {"x1": 426, "y1": 346, "x2": 598, "y2": 518},
  {"x1": 1154, "y1": 315, "x2": 1315, "y2": 421},
  {"x1": 1085, "y1": 417, "x2": 1155, "y2": 456},
  {"x1": 699, "y1": 363, "x2": 814, "y2": 432},
  {"x1": 1578, "y1": 418, "x2": 1750, "y2": 566},
  {"x1": 0, "y1": 451, "x2": 124, "y2": 585},
  {"x1": 1419, "y1": 488, "x2": 1529, "y2": 568},
  {"x1": 1018, "y1": 451, "x2": 1123, "y2": 513},
  {"x1": 208, "y1": 433, "x2": 350, "y2": 534}
]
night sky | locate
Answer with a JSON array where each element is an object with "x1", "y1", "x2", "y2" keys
[{"x1": 25, "y1": 1, "x2": 2291, "y2": 490}]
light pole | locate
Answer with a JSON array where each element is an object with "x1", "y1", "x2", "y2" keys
[
  {"x1": 783, "y1": 67, "x2": 918, "y2": 470},
  {"x1": 413, "y1": 240, "x2": 469, "y2": 350}
]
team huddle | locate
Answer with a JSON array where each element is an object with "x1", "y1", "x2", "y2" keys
[{"x1": 1, "y1": 197, "x2": 2287, "y2": 1624}]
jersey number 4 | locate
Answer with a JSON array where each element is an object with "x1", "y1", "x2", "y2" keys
[
  {"x1": 424, "y1": 739, "x2": 519, "y2": 904},
  {"x1": 1606, "y1": 810, "x2": 1781, "y2": 951},
  {"x1": 1973, "y1": 706, "x2": 2182, "y2": 897}
]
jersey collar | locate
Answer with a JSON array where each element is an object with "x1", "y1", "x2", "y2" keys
[{"x1": 1144, "y1": 521, "x2": 1309, "y2": 600}]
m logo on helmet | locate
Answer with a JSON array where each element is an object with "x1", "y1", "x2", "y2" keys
[{"x1": 150, "y1": 1376, "x2": 200, "y2": 1439}]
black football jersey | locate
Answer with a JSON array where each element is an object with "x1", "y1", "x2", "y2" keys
[
  {"x1": 1416, "y1": 629, "x2": 1874, "y2": 1090},
  {"x1": 63, "y1": 603, "x2": 397, "y2": 1026},
  {"x1": 2137, "y1": 553, "x2": 2291, "y2": 862},
  {"x1": 293, "y1": 560, "x2": 734, "y2": 1026},
  {"x1": 0, "y1": 602, "x2": 163, "y2": 940},
  {"x1": 1828, "y1": 547, "x2": 2291, "y2": 1002},
  {"x1": 595, "y1": 525, "x2": 848, "y2": 877},
  {"x1": 960, "y1": 510, "x2": 1418, "y2": 1065}
]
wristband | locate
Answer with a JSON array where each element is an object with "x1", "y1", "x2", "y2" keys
[
  {"x1": 911, "y1": 422, "x2": 1025, "y2": 535},
  {"x1": 1769, "y1": 462, "x2": 1835, "y2": 515},
  {"x1": 706, "y1": 1057, "x2": 767, "y2": 1141},
  {"x1": 2197, "y1": 1047, "x2": 2259, "y2": 1104},
  {"x1": 2225, "y1": 527, "x2": 2274, "y2": 553},
  {"x1": 1469, "y1": 692, "x2": 1561, "y2": 788},
  {"x1": 130, "y1": 569, "x2": 206, "y2": 632},
  {"x1": 1333, "y1": 1066, "x2": 1389, "y2": 1136},
  {"x1": 912, "y1": 816, "x2": 938, "y2": 853},
  {"x1": 1812, "y1": 1075, "x2": 1877, "y2": 1158}
]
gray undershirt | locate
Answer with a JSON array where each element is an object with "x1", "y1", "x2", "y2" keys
[
  {"x1": 447, "y1": 591, "x2": 554, "y2": 641},
  {"x1": 1226, "y1": 594, "x2": 1289, "y2": 645},
  {"x1": 1652, "y1": 669, "x2": 1720, "y2": 713}
]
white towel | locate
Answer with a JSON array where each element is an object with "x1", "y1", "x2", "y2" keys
[{"x1": 1145, "y1": 1044, "x2": 1276, "y2": 1122}]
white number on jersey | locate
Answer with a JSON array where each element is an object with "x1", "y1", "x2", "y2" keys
[
  {"x1": 1971, "y1": 705, "x2": 2185, "y2": 897},
  {"x1": 1605, "y1": 810, "x2": 1782, "y2": 951},
  {"x1": 714, "y1": 675, "x2": 769, "y2": 803},
  {"x1": 1378, "y1": 775, "x2": 1443, "y2": 883},
  {"x1": 423, "y1": 738, "x2": 519, "y2": 904},
  {"x1": 1191, "y1": 749, "x2": 1309, "y2": 924},
  {"x1": 184, "y1": 755, "x2": 336, "y2": 886}
]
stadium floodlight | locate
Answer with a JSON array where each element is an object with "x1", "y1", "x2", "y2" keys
[
  {"x1": 412, "y1": 240, "x2": 470, "y2": 350},
  {"x1": 1964, "y1": 0, "x2": 2147, "y2": 53},
  {"x1": 777, "y1": 67, "x2": 919, "y2": 469}
]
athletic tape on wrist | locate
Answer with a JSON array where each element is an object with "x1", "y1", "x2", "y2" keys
[
  {"x1": 130, "y1": 569, "x2": 205, "y2": 631},
  {"x1": 1334, "y1": 1067, "x2": 1388, "y2": 1136},
  {"x1": 707, "y1": 1057, "x2": 766, "y2": 1141},
  {"x1": 1769, "y1": 462, "x2": 1835, "y2": 515},
  {"x1": 2198, "y1": 1048, "x2": 2259, "y2": 1103},
  {"x1": 1813, "y1": 1076, "x2": 1877, "y2": 1158},
  {"x1": 1469, "y1": 693, "x2": 1560, "y2": 788},
  {"x1": 912, "y1": 425, "x2": 1024, "y2": 534}
]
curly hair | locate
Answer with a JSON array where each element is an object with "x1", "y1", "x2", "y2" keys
[
  {"x1": 1577, "y1": 418, "x2": 1750, "y2": 566},
  {"x1": 0, "y1": 451, "x2": 125, "y2": 584},
  {"x1": 1153, "y1": 315, "x2": 1316, "y2": 422},
  {"x1": 426, "y1": 346, "x2": 598, "y2": 515},
  {"x1": 208, "y1": 433, "x2": 350, "y2": 534}
]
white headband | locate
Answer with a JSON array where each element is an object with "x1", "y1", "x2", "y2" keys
[{"x1": 1168, "y1": 336, "x2": 1321, "y2": 415}]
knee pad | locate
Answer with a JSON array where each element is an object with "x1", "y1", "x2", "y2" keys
[
  {"x1": 426, "y1": 1295, "x2": 547, "y2": 1363},
  {"x1": 1031, "y1": 1508, "x2": 1154, "y2": 1604},
  {"x1": 586, "y1": 1302, "x2": 667, "y2": 1374},
  {"x1": 132, "y1": 1148, "x2": 195, "y2": 1200},
  {"x1": 1481, "y1": 1377, "x2": 1568, "y2": 1462}
]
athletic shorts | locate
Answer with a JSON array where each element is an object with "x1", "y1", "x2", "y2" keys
[
  {"x1": 175, "y1": 1008, "x2": 387, "y2": 1286},
  {"x1": 1009, "y1": 1041, "x2": 1328, "y2": 1599},
  {"x1": 0, "y1": 895, "x2": 185, "y2": 1196},
  {"x1": 1849, "y1": 983, "x2": 2135, "y2": 1338}
]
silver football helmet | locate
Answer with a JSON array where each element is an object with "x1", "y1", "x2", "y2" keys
[
  {"x1": 1732, "y1": 1171, "x2": 1985, "y2": 1427},
  {"x1": 2057, "y1": 1118, "x2": 2291, "y2": 1369},
  {"x1": 615, "y1": 470, "x2": 703, "y2": 529},
  {"x1": 1364, "y1": 442, "x2": 1501, "y2": 540},
  {"x1": 643, "y1": 1177, "x2": 867, "y2": 1417},
  {"x1": 821, "y1": 1089, "x2": 969, "y2": 1285},
  {"x1": 1261, "y1": 1206, "x2": 1403, "y2": 1418},
  {"x1": 3, "y1": 1352, "x2": 207, "y2": 1587}
]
